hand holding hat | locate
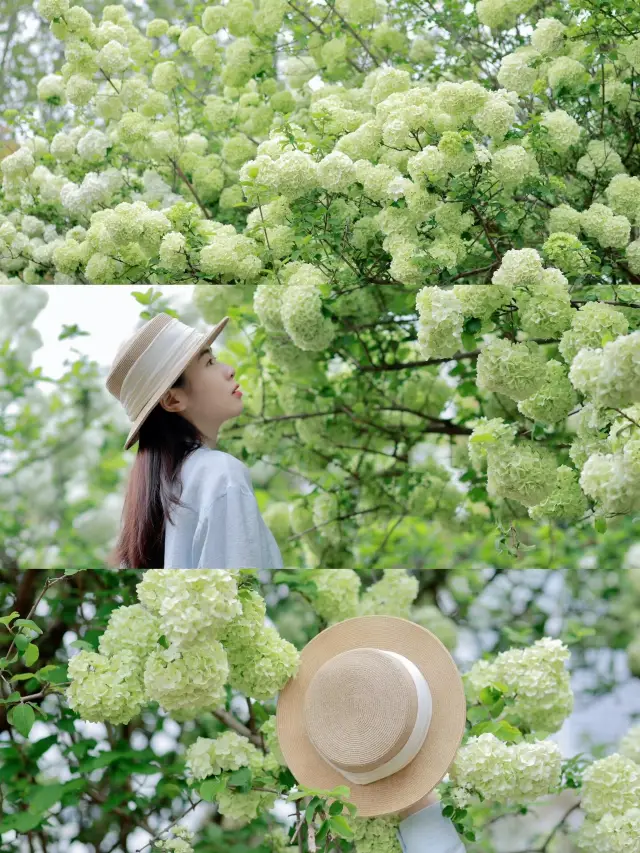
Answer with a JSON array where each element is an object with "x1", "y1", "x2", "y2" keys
[{"x1": 275, "y1": 614, "x2": 466, "y2": 819}]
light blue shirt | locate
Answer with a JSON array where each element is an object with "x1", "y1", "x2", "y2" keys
[
  {"x1": 397, "y1": 802, "x2": 466, "y2": 853},
  {"x1": 163, "y1": 446, "x2": 284, "y2": 569}
]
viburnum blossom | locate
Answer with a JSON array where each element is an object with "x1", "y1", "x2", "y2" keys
[
  {"x1": 136, "y1": 569, "x2": 243, "y2": 647},
  {"x1": 449, "y1": 734, "x2": 563, "y2": 806},
  {"x1": 619, "y1": 725, "x2": 640, "y2": 766},
  {"x1": 358, "y1": 569, "x2": 420, "y2": 618},
  {"x1": 579, "y1": 753, "x2": 640, "y2": 820},
  {"x1": 66, "y1": 649, "x2": 146, "y2": 724},
  {"x1": 464, "y1": 637, "x2": 574, "y2": 733},
  {"x1": 309, "y1": 569, "x2": 362, "y2": 624}
]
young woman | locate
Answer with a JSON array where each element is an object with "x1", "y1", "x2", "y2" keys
[
  {"x1": 104, "y1": 311, "x2": 284, "y2": 570},
  {"x1": 397, "y1": 790, "x2": 466, "y2": 853}
]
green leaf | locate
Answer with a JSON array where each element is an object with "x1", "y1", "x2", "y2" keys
[
  {"x1": 0, "y1": 611, "x2": 20, "y2": 626},
  {"x1": 28, "y1": 783, "x2": 66, "y2": 814},
  {"x1": 315, "y1": 819, "x2": 330, "y2": 844},
  {"x1": 252, "y1": 702, "x2": 269, "y2": 725},
  {"x1": 442, "y1": 804, "x2": 454, "y2": 817},
  {"x1": 492, "y1": 720, "x2": 523, "y2": 743},
  {"x1": 10, "y1": 672, "x2": 37, "y2": 683},
  {"x1": 0, "y1": 810, "x2": 44, "y2": 833},
  {"x1": 489, "y1": 697, "x2": 506, "y2": 718},
  {"x1": 467, "y1": 705, "x2": 491, "y2": 724},
  {"x1": 227, "y1": 767, "x2": 252, "y2": 792},
  {"x1": 329, "y1": 800, "x2": 345, "y2": 816},
  {"x1": 10, "y1": 703, "x2": 35, "y2": 738},
  {"x1": 14, "y1": 619, "x2": 43, "y2": 636},
  {"x1": 328, "y1": 785, "x2": 351, "y2": 799},
  {"x1": 14, "y1": 634, "x2": 30, "y2": 652},
  {"x1": 132, "y1": 289, "x2": 153, "y2": 305},
  {"x1": 594, "y1": 517, "x2": 607, "y2": 533},
  {"x1": 35, "y1": 665, "x2": 67, "y2": 684},
  {"x1": 58, "y1": 325, "x2": 90, "y2": 341},
  {"x1": 479, "y1": 686, "x2": 503, "y2": 706},
  {"x1": 461, "y1": 332, "x2": 477, "y2": 352},
  {"x1": 305, "y1": 796, "x2": 323, "y2": 822},
  {"x1": 69, "y1": 640, "x2": 94, "y2": 652},
  {"x1": 199, "y1": 777, "x2": 226, "y2": 801},
  {"x1": 24, "y1": 643, "x2": 39, "y2": 667},
  {"x1": 28, "y1": 735, "x2": 58, "y2": 760},
  {"x1": 329, "y1": 815, "x2": 354, "y2": 840}
]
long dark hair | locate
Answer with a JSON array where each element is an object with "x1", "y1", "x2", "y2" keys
[{"x1": 106, "y1": 370, "x2": 204, "y2": 569}]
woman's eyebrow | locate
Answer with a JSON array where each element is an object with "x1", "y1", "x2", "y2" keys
[{"x1": 199, "y1": 346, "x2": 213, "y2": 360}]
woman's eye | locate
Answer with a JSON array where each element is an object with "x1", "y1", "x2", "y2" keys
[{"x1": 209, "y1": 357, "x2": 216, "y2": 365}]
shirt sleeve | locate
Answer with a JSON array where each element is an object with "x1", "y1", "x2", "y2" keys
[
  {"x1": 194, "y1": 483, "x2": 272, "y2": 569},
  {"x1": 396, "y1": 802, "x2": 466, "y2": 853}
]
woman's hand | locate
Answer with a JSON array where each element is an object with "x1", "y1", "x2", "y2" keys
[{"x1": 395, "y1": 789, "x2": 441, "y2": 821}]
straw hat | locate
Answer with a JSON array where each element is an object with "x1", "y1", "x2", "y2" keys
[
  {"x1": 276, "y1": 614, "x2": 466, "y2": 818},
  {"x1": 105, "y1": 312, "x2": 230, "y2": 451}
]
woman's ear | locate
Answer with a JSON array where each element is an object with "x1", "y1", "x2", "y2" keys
[{"x1": 158, "y1": 386, "x2": 187, "y2": 414}]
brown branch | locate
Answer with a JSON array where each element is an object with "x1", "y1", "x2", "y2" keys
[
  {"x1": 211, "y1": 707, "x2": 263, "y2": 748},
  {"x1": 505, "y1": 802, "x2": 581, "y2": 853},
  {"x1": 357, "y1": 338, "x2": 559, "y2": 371},
  {"x1": 169, "y1": 159, "x2": 211, "y2": 219},
  {"x1": 471, "y1": 204, "x2": 502, "y2": 262}
]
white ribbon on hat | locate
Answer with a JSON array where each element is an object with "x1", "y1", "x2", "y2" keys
[
  {"x1": 319, "y1": 650, "x2": 433, "y2": 785},
  {"x1": 120, "y1": 319, "x2": 203, "y2": 420}
]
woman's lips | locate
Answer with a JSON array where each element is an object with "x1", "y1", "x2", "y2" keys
[{"x1": 232, "y1": 387, "x2": 243, "y2": 397}]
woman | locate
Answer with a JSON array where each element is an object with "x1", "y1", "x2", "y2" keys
[
  {"x1": 397, "y1": 789, "x2": 465, "y2": 853},
  {"x1": 104, "y1": 311, "x2": 284, "y2": 570}
]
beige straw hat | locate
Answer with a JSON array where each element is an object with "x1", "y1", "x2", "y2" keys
[
  {"x1": 105, "y1": 312, "x2": 230, "y2": 451},
  {"x1": 275, "y1": 614, "x2": 466, "y2": 819}
]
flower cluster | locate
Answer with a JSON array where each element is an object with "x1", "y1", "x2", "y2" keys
[
  {"x1": 66, "y1": 571, "x2": 298, "y2": 724},
  {"x1": 220, "y1": 588, "x2": 301, "y2": 700},
  {"x1": 309, "y1": 569, "x2": 362, "y2": 624},
  {"x1": 358, "y1": 570, "x2": 420, "y2": 618},
  {"x1": 136, "y1": 569, "x2": 243, "y2": 647},
  {"x1": 185, "y1": 731, "x2": 266, "y2": 780},
  {"x1": 568, "y1": 331, "x2": 640, "y2": 409},
  {"x1": 449, "y1": 734, "x2": 563, "y2": 806},
  {"x1": 66, "y1": 649, "x2": 146, "y2": 724},
  {"x1": 619, "y1": 725, "x2": 640, "y2": 766},
  {"x1": 576, "y1": 753, "x2": 640, "y2": 853},
  {"x1": 153, "y1": 825, "x2": 195, "y2": 853},
  {"x1": 464, "y1": 637, "x2": 573, "y2": 733}
]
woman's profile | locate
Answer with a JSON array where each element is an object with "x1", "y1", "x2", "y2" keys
[{"x1": 104, "y1": 311, "x2": 284, "y2": 570}]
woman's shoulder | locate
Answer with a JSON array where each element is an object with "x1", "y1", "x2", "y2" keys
[{"x1": 182, "y1": 446, "x2": 253, "y2": 495}]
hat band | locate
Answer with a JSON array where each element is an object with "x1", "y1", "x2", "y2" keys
[
  {"x1": 120, "y1": 321, "x2": 203, "y2": 420},
  {"x1": 319, "y1": 650, "x2": 433, "y2": 786}
]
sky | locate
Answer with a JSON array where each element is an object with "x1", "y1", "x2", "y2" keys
[{"x1": 31, "y1": 286, "x2": 197, "y2": 382}]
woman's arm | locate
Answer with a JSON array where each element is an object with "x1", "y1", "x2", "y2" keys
[{"x1": 396, "y1": 796, "x2": 466, "y2": 853}]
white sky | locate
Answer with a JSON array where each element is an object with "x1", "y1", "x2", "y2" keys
[{"x1": 31, "y1": 285, "x2": 197, "y2": 381}]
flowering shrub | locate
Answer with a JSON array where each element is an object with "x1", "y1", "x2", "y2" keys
[
  {"x1": 1, "y1": 568, "x2": 639, "y2": 852},
  {"x1": 1, "y1": 0, "x2": 640, "y2": 554}
]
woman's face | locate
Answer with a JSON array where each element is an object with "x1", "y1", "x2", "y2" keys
[{"x1": 158, "y1": 345, "x2": 243, "y2": 445}]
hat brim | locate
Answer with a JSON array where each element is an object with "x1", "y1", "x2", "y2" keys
[
  {"x1": 123, "y1": 315, "x2": 231, "y2": 451},
  {"x1": 276, "y1": 614, "x2": 466, "y2": 818}
]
